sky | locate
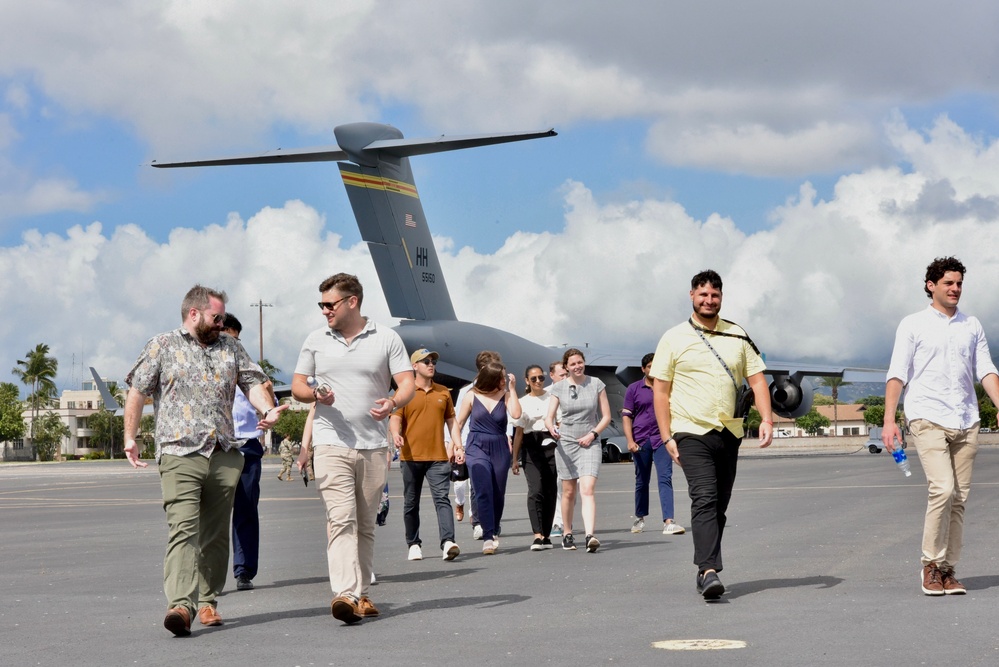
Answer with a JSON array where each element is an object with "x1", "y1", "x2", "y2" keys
[{"x1": 3, "y1": 1, "x2": 999, "y2": 392}]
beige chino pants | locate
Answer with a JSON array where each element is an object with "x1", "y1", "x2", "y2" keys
[{"x1": 909, "y1": 419, "x2": 979, "y2": 570}]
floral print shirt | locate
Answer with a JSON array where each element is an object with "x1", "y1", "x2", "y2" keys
[{"x1": 126, "y1": 328, "x2": 267, "y2": 462}]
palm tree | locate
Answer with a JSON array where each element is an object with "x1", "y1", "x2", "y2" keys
[
  {"x1": 11, "y1": 343, "x2": 59, "y2": 443},
  {"x1": 819, "y1": 376, "x2": 852, "y2": 436}
]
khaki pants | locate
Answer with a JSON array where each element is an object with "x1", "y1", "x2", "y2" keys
[
  {"x1": 909, "y1": 419, "x2": 979, "y2": 569},
  {"x1": 159, "y1": 447, "x2": 244, "y2": 614},
  {"x1": 314, "y1": 446, "x2": 388, "y2": 599}
]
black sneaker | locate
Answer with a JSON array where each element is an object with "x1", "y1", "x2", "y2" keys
[
  {"x1": 698, "y1": 570, "x2": 725, "y2": 600},
  {"x1": 562, "y1": 533, "x2": 576, "y2": 550},
  {"x1": 541, "y1": 537, "x2": 554, "y2": 549},
  {"x1": 530, "y1": 537, "x2": 544, "y2": 551},
  {"x1": 585, "y1": 534, "x2": 600, "y2": 553},
  {"x1": 235, "y1": 576, "x2": 254, "y2": 591}
]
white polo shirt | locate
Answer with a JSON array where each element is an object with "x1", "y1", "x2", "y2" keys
[
  {"x1": 295, "y1": 318, "x2": 411, "y2": 450},
  {"x1": 887, "y1": 305, "x2": 998, "y2": 430}
]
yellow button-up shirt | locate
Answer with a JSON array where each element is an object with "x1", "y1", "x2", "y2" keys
[{"x1": 649, "y1": 319, "x2": 766, "y2": 439}]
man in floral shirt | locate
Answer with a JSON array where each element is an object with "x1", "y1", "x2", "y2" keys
[{"x1": 123, "y1": 285, "x2": 286, "y2": 637}]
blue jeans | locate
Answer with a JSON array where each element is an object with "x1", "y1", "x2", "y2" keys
[
  {"x1": 401, "y1": 460, "x2": 455, "y2": 548},
  {"x1": 633, "y1": 438, "x2": 674, "y2": 521}
]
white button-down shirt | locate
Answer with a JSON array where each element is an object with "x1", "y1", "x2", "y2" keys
[{"x1": 887, "y1": 305, "x2": 998, "y2": 429}]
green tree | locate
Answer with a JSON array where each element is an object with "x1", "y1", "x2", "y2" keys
[
  {"x1": 819, "y1": 376, "x2": 851, "y2": 436},
  {"x1": 863, "y1": 404, "x2": 902, "y2": 427},
  {"x1": 273, "y1": 408, "x2": 309, "y2": 443},
  {"x1": 139, "y1": 414, "x2": 157, "y2": 459},
  {"x1": 745, "y1": 407, "x2": 762, "y2": 437},
  {"x1": 811, "y1": 393, "x2": 834, "y2": 406},
  {"x1": 795, "y1": 408, "x2": 831, "y2": 436},
  {"x1": 0, "y1": 382, "x2": 27, "y2": 444},
  {"x1": 258, "y1": 359, "x2": 282, "y2": 385},
  {"x1": 33, "y1": 410, "x2": 70, "y2": 461},
  {"x1": 976, "y1": 382, "x2": 997, "y2": 429},
  {"x1": 12, "y1": 343, "x2": 59, "y2": 444},
  {"x1": 858, "y1": 395, "x2": 885, "y2": 407},
  {"x1": 89, "y1": 409, "x2": 124, "y2": 459}
]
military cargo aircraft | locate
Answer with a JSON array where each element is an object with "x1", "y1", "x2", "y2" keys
[{"x1": 150, "y1": 123, "x2": 883, "y2": 460}]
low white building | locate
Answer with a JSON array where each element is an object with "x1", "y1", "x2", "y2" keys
[{"x1": 2, "y1": 379, "x2": 110, "y2": 461}]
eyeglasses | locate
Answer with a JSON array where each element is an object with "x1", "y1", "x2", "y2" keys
[
  {"x1": 418, "y1": 358, "x2": 437, "y2": 365},
  {"x1": 318, "y1": 296, "x2": 351, "y2": 312},
  {"x1": 201, "y1": 310, "x2": 225, "y2": 325},
  {"x1": 528, "y1": 376, "x2": 545, "y2": 383},
  {"x1": 569, "y1": 385, "x2": 578, "y2": 400}
]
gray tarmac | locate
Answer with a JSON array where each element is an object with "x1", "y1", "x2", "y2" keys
[{"x1": 3, "y1": 447, "x2": 999, "y2": 666}]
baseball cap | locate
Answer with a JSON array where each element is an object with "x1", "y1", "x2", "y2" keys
[{"x1": 410, "y1": 348, "x2": 440, "y2": 364}]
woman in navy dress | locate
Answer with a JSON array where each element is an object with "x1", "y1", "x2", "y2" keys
[{"x1": 452, "y1": 360, "x2": 522, "y2": 554}]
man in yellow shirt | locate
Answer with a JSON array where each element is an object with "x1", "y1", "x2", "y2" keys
[{"x1": 650, "y1": 270, "x2": 774, "y2": 601}]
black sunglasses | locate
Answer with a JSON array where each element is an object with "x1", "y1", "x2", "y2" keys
[
  {"x1": 528, "y1": 376, "x2": 545, "y2": 382},
  {"x1": 318, "y1": 296, "x2": 351, "y2": 311},
  {"x1": 418, "y1": 358, "x2": 437, "y2": 365},
  {"x1": 569, "y1": 385, "x2": 578, "y2": 400}
]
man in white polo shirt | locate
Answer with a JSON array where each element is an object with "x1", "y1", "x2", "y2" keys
[
  {"x1": 884, "y1": 256, "x2": 999, "y2": 596},
  {"x1": 292, "y1": 273, "x2": 415, "y2": 624}
]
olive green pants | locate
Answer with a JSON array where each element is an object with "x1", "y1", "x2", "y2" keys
[{"x1": 159, "y1": 448, "x2": 244, "y2": 614}]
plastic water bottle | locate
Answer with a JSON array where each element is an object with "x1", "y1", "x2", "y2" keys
[
  {"x1": 306, "y1": 376, "x2": 331, "y2": 399},
  {"x1": 891, "y1": 442, "x2": 911, "y2": 477}
]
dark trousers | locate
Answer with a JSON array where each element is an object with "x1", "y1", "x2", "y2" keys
[
  {"x1": 232, "y1": 438, "x2": 263, "y2": 580},
  {"x1": 633, "y1": 438, "x2": 675, "y2": 521},
  {"x1": 401, "y1": 460, "x2": 455, "y2": 549},
  {"x1": 675, "y1": 429, "x2": 741, "y2": 573},
  {"x1": 466, "y1": 436, "x2": 511, "y2": 541},
  {"x1": 522, "y1": 433, "x2": 558, "y2": 537}
]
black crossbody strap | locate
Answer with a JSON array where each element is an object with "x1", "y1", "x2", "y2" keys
[
  {"x1": 690, "y1": 320, "x2": 740, "y2": 392},
  {"x1": 687, "y1": 317, "x2": 761, "y2": 356}
]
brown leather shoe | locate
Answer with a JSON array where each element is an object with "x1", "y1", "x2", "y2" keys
[
  {"x1": 163, "y1": 606, "x2": 191, "y2": 637},
  {"x1": 197, "y1": 605, "x2": 224, "y2": 626},
  {"x1": 357, "y1": 596, "x2": 380, "y2": 617},
  {"x1": 455, "y1": 504, "x2": 464, "y2": 522},
  {"x1": 921, "y1": 563, "x2": 945, "y2": 596},
  {"x1": 330, "y1": 595, "x2": 362, "y2": 624},
  {"x1": 941, "y1": 568, "x2": 967, "y2": 595}
]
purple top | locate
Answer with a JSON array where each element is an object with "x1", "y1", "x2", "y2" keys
[{"x1": 622, "y1": 379, "x2": 662, "y2": 448}]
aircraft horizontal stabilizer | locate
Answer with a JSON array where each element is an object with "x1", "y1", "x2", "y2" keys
[
  {"x1": 151, "y1": 146, "x2": 348, "y2": 168},
  {"x1": 366, "y1": 128, "x2": 558, "y2": 159}
]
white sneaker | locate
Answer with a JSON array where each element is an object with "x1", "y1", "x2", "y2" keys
[
  {"x1": 442, "y1": 540, "x2": 460, "y2": 561},
  {"x1": 663, "y1": 521, "x2": 686, "y2": 535},
  {"x1": 371, "y1": 572, "x2": 377, "y2": 584},
  {"x1": 408, "y1": 544, "x2": 423, "y2": 561},
  {"x1": 482, "y1": 539, "x2": 498, "y2": 555},
  {"x1": 631, "y1": 517, "x2": 645, "y2": 533},
  {"x1": 472, "y1": 525, "x2": 484, "y2": 540}
]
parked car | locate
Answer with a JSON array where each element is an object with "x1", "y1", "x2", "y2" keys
[{"x1": 865, "y1": 425, "x2": 907, "y2": 454}]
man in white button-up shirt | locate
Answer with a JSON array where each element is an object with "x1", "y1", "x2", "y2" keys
[{"x1": 883, "y1": 257, "x2": 999, "y2": 597}]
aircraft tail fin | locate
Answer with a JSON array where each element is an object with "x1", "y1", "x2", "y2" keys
[
  {"x1": 89, "y1": 367, "x2": 121, "y2": 412},
  {"x1": 151, "y1": 122, "x2": 556, "y2": 321}
]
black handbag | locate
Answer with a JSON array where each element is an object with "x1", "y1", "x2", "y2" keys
[{"x1": 450, "y1": 461, "x2": 469, "y2": 482}]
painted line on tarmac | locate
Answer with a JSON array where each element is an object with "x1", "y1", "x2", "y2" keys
[{"x1": 652, "y1": 639, "x2": 747, "y2": 651}]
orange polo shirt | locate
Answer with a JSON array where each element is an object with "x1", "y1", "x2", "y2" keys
[{"x1": 393, "y1": 382, "x2": 455, "y2": 461}]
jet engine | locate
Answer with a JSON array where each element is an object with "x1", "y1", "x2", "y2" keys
[{"x1": 769, "y1": 373, "x2": 814, "y2": 419}]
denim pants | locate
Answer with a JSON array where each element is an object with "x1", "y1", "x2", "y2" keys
[
  {"x1": 675, "y1": 429, "x2": 740, "y2": 573},
  {"x1": 401, "y1": 460, "x2": 455, "y2": 549},
  {"x1": 632, "y1": 438, "x2": 675, "y2": 521}
]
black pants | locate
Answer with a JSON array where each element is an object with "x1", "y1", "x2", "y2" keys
[
  {"x1": 522, "y1": 433, "x2": 559, "y2": 538},
  {"x1": 675, "y1": 429, "x2": 741, "y2": 573}
]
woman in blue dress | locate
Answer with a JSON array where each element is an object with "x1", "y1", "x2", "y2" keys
[{"x1": 452, "y1": 359, "x2": 522, "y2": 555}]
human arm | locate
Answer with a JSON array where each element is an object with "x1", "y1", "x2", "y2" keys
[
  {"x1": 746, "y1": 371, "x2": 773, "y2": 448},
  {"x1": 653, "y1": 378, "x2": 679, "y2": 466},
  {"x1": 292, "y1": 372, "x2": 335, "y2": 406},
  {"x1": 981, "y1": 374, "x2": 999, "y2": 420},
  {"x1": 505, "y1": 373, "x2": 522, "y2": 421},
  {"x1": 544, "y1": 394, "x2": 561, "y2": 439},
  {"x1": 297, "y1": 404, "x2": 316, "y2": 472},
  {"x1": 389, "y1": 413, "x2": 405, "y2": 451},
  {"x1": 511, "y1": 426, "x2": 523, "y2": 475},
  {"x1": 450, "y1": 392, "x2": 472, "y2": 461},
  {"x1": 370, "y1": 370, "x2": 415, "y2": 421},
  {"x1": 123, "y1": 387, "x2": 149, "y2": 469},
  {"x1": 882, "y1": 378, "x2": 905, "y2": 453},
  {"x1": 247, "y1": 381, "x2": 288, "y2": 429}
]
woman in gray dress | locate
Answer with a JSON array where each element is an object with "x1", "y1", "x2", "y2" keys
[{"x1": 545, "y1": 348, "x2": 611, "y2": 553}]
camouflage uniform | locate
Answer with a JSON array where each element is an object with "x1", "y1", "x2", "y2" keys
[{"x1": 278, "y1": 438, "x2": 295, "y2": 481}]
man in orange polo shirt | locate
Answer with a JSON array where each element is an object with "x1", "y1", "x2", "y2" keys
[{"x1": 390, "y1": 348, "x2": 460, "y2": 562}]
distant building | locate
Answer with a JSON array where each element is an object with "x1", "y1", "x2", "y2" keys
[
  {"x1": 1, "y1": 379, "x2": 110, "y2": 462},
  {"x1": 771, "y1": 403, "x2": 871, "y2": 437}
]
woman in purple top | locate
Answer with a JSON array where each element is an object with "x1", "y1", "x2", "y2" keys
[{"x1": 452, "y1": 360, "x2": 522, "y2": 555}]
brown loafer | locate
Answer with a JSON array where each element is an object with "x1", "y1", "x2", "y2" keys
[
  {"x1": 164, "y1": 606, "x2": 191, "y2": 637},
  {"x1": 197, "y1": 605, "x2": 224, "y2": 626},
  {"x1": 357, "y1": 596, "x2": 380, "y2": 617},
  {"x1": 330, "y1": 595, "x2": 362, "y2": 624},
  {"x1": 455, "y1": 504, "x2": 464, "y2": 522}
]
